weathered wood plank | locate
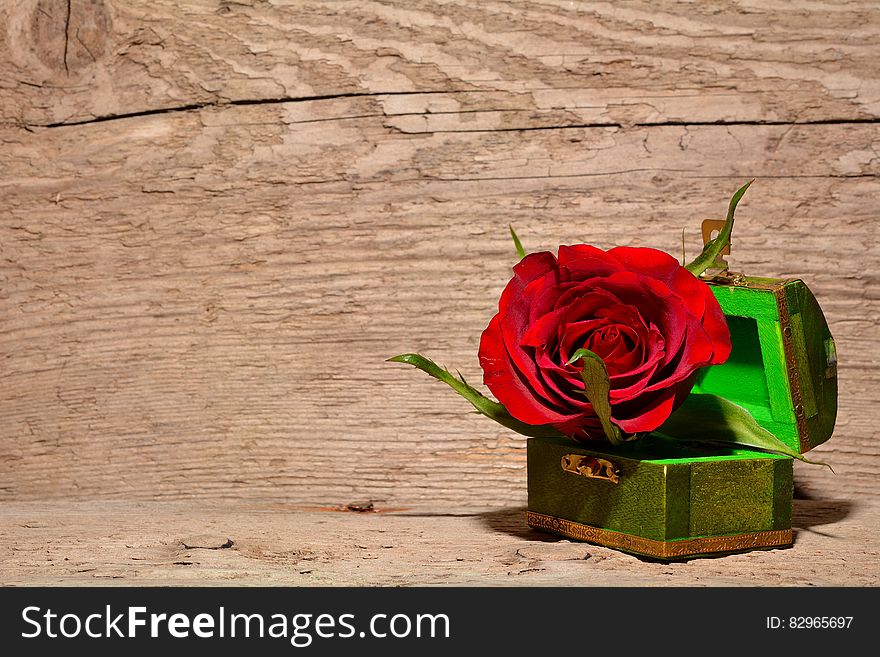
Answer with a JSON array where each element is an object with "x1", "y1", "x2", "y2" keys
[
  {"x1": 1, "y1": 102, "x2": 877, "y2": 505},
  {"x1": 1, "y1": 1, "x2": 878, "y2": 508},
  {"x1": 0, "y1": 501, "x2": 875, "y2": 586},
  {"x1": 2, "y1": 0, "x2": 879, "y2": 127}
]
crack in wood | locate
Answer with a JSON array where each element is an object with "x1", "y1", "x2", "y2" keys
[
  {"x1": 30, "y1": 90, "x2": 880, "y2": 131},
  {"x1": 62, "y1": 0, "x2": 72, "y2": 76},
  {"x1": 389, "y1": 116, "x2": 880, "y2": 135},
  {"x1": 30, "y1": 89, "x2": 492, "y2": 129}
]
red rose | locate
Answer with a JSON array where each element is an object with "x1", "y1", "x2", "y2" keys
[{"x1": 478, "y1": 246, "x2": 731, "y2": 439}]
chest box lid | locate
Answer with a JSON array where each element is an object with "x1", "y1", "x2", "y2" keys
[{"x1": 690, "y1": 275, "x2": 837, "y2": 454}]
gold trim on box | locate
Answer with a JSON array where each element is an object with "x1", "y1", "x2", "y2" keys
[
  {"x1": 773, "y1": 283, "x2": 812, "y2": 452},
  {"x1": 526, "y1": 511, "x2": 792, "y2": 559}
]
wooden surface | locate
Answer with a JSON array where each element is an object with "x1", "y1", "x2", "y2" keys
[
  {"x1": 0, "y1": 499, "x2": 875, "y2": 586},
  {"x1": 1, "y1": 1, "x2": 879, "y2": 524}
]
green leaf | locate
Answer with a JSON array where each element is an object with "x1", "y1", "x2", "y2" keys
[
  {"x1": 657, "y1": 393, "x2": 832, "y2": 469},
  {"x1": 387, "y1": 353, "x2": 563, "y2": 438},
  {"x1": 509, "y1": 224, "x2": 526, "y2": 260},
  {"x1": 566, "y1": 348, "x2": 625, "y2": 445},
  {"x1": 685, "y1": 180, "x2": 753, "y2": 277}
]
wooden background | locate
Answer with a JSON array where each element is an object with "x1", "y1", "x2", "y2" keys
[{"x1": 2, "y1": 0, "x2": 878, "y2": 518}]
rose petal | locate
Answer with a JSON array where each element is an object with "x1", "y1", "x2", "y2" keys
[
  {"x1": 599, "y1": 324, "x2": 643, "y2": 374},
  {"x1": 553, "y1": 413, "x2": 604, "y2": 440},
  {"x1": 587, "y1": 271, "x2": 687, "y2": 370},
  {"x1": 701, "y1": 294, "x2": 732, "y2": 364},
  {"x1": 497, "y1": 255, "x2": 568, "y2": 407},
  {"x1": 613, "y1": 388, "x2": 676, "y2": 433},
  {"x1": 558, "y1": 317, "x2": 611, "y2": 364},
  {"x1": 521, "y1": 305, "x2": 574, "y2": 350},
  {"x1": 534, "y1": 348, "x2": 594, "y2": 407},
  {"x1": 609, "y1": 344, "x2": 665, "y2": 401},
  {"x1": 558, "y1": 244, "x2": 625, "y2": 280},
  {"x1": 512, "y1": 250, "x2": 558, "y2": 284},
  {"x1": 479, "y1": 315, "x2": 575, "y2": 425},
  {"x1": 607, "y1": 246, "x2": 681, "y2": 284}
]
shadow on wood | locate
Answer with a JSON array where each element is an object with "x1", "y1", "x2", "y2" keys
[
  {"x1": 792, "y1": 499, "x2": 856, "y2": 541},
  {"x1": 476, "y1": 506, "x2": 557, "y2": 542}
]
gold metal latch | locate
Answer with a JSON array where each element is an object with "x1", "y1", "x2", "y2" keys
[
  {"x1": 561, "y1": 454, "x2": 620, "y2": 484},
  {"x1": 701, "y1": 218, "x2": 749, "y2": 284},
  {"x1": 701, "y1": 219, "x2": 731, "y2": 272}
]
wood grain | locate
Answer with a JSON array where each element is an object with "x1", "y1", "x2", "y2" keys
[
  {"x1": 0, "y1": 500, "x2": 875, "y2": 585},
  {"x1": 4, "y1": 0, "x2": 880, "y2": 127},
  {"x1": 1, "y1": 1, "x2": 878, "y2": 511}
]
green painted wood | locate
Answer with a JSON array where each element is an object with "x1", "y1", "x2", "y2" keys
[
  {"x1": 663, "y1": 463, "x2": 691, "y2": 540},
  {"x1": 756, "y1": 318, "x2": 797, "y2": 428},
  {"x1": 527, "y1": 436, "x2": 792, "y2": 546},
  {"x1": 790, "y1": 312, "x2": 817, "y2": 417},
  {"x1": 691, "y1": 277, "x2": 837, "y2": 453},
  {"x1": 784, "y1": 281, "x2": 837, "y2": 451},
  {"x1": 705, "y1": 284, "x2": 779, "y2": 320},
  {"x1": 772, "y1": 458, "x2": 794, "y2": 531},
  {"x1": 689, "y1": 458, "x2": 777, "y2": 536},
  {"x1": 692, "y1": 312, "x2": 797, "y2": 444}
]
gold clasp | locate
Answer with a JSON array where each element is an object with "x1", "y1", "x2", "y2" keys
[
  {"x1": 700, "y1": 218, "x2": 750, "y2": 283},
  {"x1": 701, "y1": 218, "x2": 731, "y2": 273},
  {"x1": 561, "y1": 454, "x2": 620, "y2": 484}
]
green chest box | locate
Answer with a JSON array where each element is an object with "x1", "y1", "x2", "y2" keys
[{"x1": 527, "y1": 276, "x2": 838, "y2": 559}]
